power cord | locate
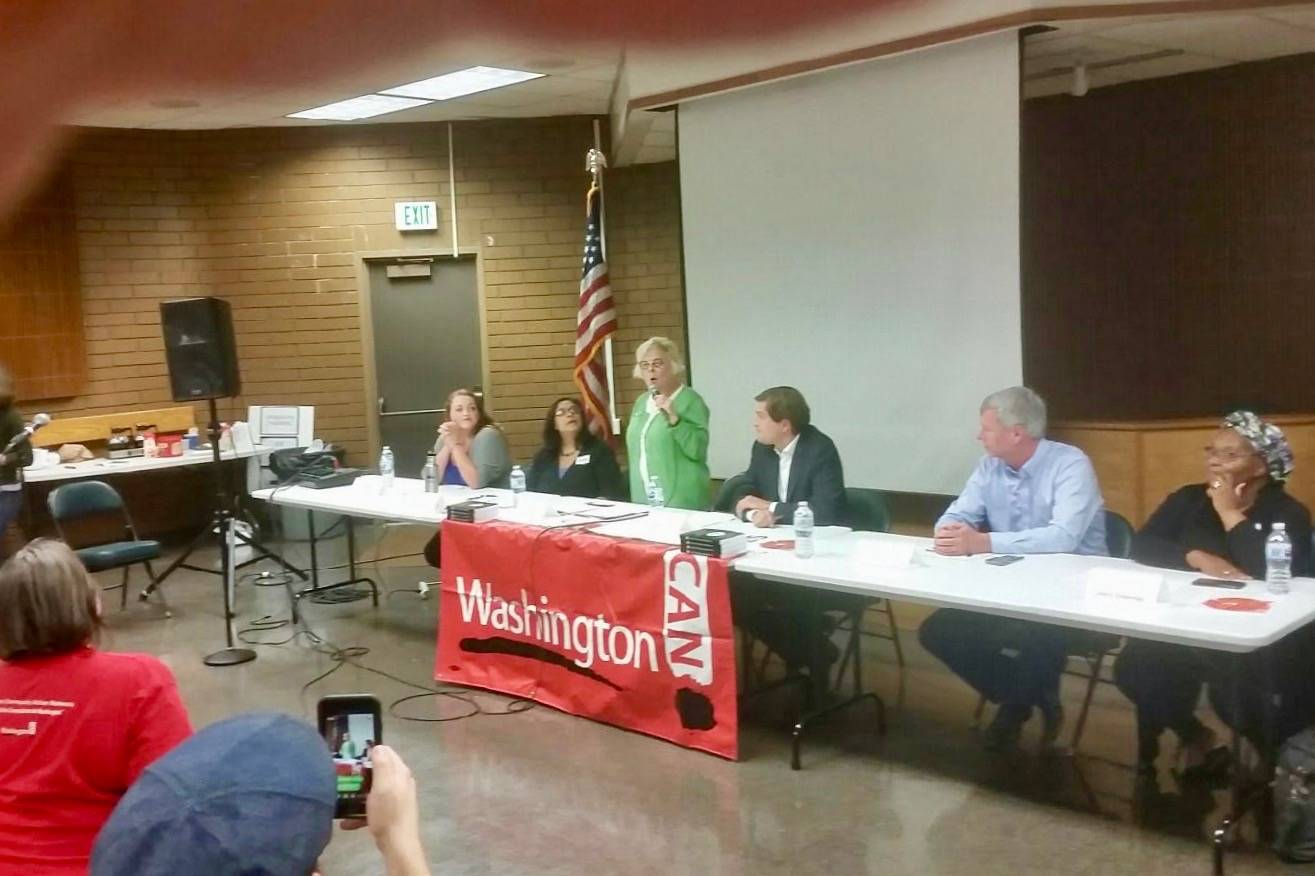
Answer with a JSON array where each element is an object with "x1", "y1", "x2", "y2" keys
[{"x1": 234, "y1": 612, "x2": 536, "y2": 723}]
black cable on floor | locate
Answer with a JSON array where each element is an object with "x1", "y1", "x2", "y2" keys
[
  {"x1": 308, "y1": 587, "x2": 371, "y2": 604},
  {"x1": 234, "y1": 613, "x2": 532, "y2": 723},
  {"x1": 314, "y1": 552, "x2": 424, "y2": 572},
  {"x1": 386, "y1": 587, "x2": 429, "y2": 600}
]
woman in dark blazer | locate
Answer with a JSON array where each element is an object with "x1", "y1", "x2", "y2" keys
[
  {"x1": 1115, "y1": 411, "x2": 1313, "y2": 779},
  {"x1": 526, "y1": 397, "x2": 625, "y2": 501}
]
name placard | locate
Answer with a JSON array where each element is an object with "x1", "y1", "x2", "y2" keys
[{"x1": 1084, "y1": 567, "x2": 1168, "y2": 606}]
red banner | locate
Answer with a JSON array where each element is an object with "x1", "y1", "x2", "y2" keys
[{"x1": 435, "y1": 521, "x2": 739, "y2": 759}]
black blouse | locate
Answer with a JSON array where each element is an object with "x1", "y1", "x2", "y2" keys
[
  {"x1": 525, "y1": 438, "x2": 626, "y2": 501},
  {"x1": 1132, "y1": 482, "x2": 1313, "y2": 580}
]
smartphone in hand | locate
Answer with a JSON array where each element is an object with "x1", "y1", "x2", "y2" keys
[{"x1": 317, "y1": 695, "x2": 382, "y2": 819}]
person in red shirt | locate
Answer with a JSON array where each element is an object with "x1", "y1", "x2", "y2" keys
[{"x1": 0, "y1": 538, "x2": 192, "y2": 876}]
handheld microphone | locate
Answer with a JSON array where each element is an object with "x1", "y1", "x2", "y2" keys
[
  {"x1": 649, "y1": 384, "x2": 659, "y2": 399},
  {"x1": 3, "y1": 413, "x2": 50, "y2": 455}
]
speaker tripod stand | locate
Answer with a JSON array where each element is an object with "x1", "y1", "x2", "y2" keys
[{"x1": 142, "y1": 399, "x2": 305, "y2": 666}]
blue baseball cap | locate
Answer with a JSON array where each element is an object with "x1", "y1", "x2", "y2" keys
[{"x1": 91, "y1": 712, "x2": 337, "y2": 876}]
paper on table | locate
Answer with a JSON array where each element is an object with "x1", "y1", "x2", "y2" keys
[
  {"x1": 566, "y1": 504, "x2": 648, "y2": 521},
  {"x1": 853, "y1": 539, "x2": 917, "y2": 568},
  {"x1": 229, "y1": 422, "x2": 256, "y2": 454},
  {"x1": 1084, "y1": 567, "x2": 1168, "y2": 605},
  {"x1": 261, "y1": 435, "x2": 301, "y2": 451},
  {"x1": 259, "y1": 406, "x2": 301, "y2": 437}
]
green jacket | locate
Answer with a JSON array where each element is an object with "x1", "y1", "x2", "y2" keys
[
  {"x1": 0, "y1": 406, "x2": 31, "y2": 486},
  {"x1": 625, "y1": 385, "x2": 710, "y2": 510}
]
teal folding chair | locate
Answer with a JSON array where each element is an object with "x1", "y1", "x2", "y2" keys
[
  {"x1": 973, "y1": 508, "x2": 1135, "y2": 751},
  {"x1": 839, "y1": 487, "x2": 904, "y2": 669},
  {"x1": 1065, "y1": 509, "x2": 1135, "y2": 748},
  {"x1": 48, "y1": 480, "x2": 165, "y2": 613}
]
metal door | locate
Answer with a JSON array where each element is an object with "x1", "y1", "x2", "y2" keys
[{"x1": 368, "y1": 257, "x2": 482, "y2": 477}]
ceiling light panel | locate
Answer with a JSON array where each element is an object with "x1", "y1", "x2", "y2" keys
[
  {"x1": 381, "y1": 66, "x2": 545, "y2": 101},
  {"x1": 287, "y1": 94, "x2": 431, "y2": 121}
]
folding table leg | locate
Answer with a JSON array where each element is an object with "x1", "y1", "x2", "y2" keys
[{"x1": 790, "y1": 593, "x2": 887, "y2": 771}]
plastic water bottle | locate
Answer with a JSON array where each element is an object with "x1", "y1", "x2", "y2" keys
[
  {"x1": 1267, "y1": 521, "x2": 1293, "y2": 594},
  {"x1": 509, "y1": 465, "x2": 527, "y2": 504},
  {"x1": 421, "y1": 451, "x2": 438, "y2": 493},
  {"x1": 646, "y1": 475, "x2": 666, "y2": 508},
  {"x1": 379, "y1": 446, "x2": 395, "y2": 492},
  {"x1": 794, "y1": 501, "x2": 815, "y2": 559}
]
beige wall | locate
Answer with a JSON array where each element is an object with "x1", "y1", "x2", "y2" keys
[{"x1": 42, "y1": 116, "x2": 685, "y2": 464}]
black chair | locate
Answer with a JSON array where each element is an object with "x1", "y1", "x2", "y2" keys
[
  {"x1": 48, "y1": 480, "x2": 165, "y2": 613},
  {"x1": 972, "y1": 508, "x2": 1135, "y2": 751},
  {"x1": 712, "y1": 473, "x2": 750, "y2": 514}
]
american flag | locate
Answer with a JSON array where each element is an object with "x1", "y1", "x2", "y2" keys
[{"x1": 574, "y1": 185, "x2": 617, "y2": 439}]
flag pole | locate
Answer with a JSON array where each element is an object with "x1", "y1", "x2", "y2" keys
[{"x1": 591, "y1": 119, "x2": 622, "y2": 435}]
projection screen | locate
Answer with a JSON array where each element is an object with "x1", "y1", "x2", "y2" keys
[{"x1": 679, "y1": 31, "x2": 1021, "y2": 495}]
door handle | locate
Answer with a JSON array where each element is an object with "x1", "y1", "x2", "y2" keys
[{"x1": 379, "y1": 406, "x2": 446, "y2": 418}]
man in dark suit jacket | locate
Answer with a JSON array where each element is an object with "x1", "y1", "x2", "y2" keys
[
  {"x1": 731, "y1": 386, "x2": 845, "y2": 528},
  {"x1": 729, "y1": 387, "x2": 852, "y2": 697}
]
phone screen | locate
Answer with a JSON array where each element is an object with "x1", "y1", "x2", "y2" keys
[{"x1": 318, "y1": 696, "x2": 382, "y2": 819}]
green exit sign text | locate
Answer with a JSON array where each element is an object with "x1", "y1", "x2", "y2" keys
[{"x1": 394, "y1": 201, "x2": 439, "y2": 231}]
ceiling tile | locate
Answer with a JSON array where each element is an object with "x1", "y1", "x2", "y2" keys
[
  {"x1": 1098, "y1": 13, "x2": 1315, "y2": 62},
  {"x1": 1095, "y1": 50, "x2": 1231, "y2": 84},
  {"x1": 1259, "y1": 7, "x2": 1315, "y2": 32},
  {"x1": 1024, "y1": 35, "x2": 1160, "y2": 79}
]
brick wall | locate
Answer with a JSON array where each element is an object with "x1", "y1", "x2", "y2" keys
[
  {"x1": 0, "y1": 172, "x2": 87, "y2": 401},
  {"x1": 42, "y1": 117, "x2": 685, "y2": 464},
  {"x1": 606, "y1": 161, "x2": 687, "y2": 423}
]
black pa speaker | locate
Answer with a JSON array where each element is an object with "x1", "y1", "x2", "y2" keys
[{"x1": 160, "y1": 297, "x2": 241, "y2": 401}]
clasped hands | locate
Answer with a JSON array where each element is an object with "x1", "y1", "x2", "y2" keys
[
  {"x1": 437, "y1": 422, "x2": 469, "y2": 453},
  {"x1": 933, "y1": 521, "x2": 992, "y2": 556}
]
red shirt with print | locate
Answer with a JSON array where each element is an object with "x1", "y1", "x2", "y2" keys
[{"x1": 0, "y1": 647, "x2": 192, "y2": 875}]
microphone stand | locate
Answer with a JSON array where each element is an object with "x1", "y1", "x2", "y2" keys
[{"x1": 199, "y1": 398, "x2": 256, "y2": 667}]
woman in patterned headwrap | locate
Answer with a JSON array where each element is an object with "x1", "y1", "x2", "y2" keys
[{"x1": 1114, "y1": 411, "x2": 1312, "y2": 781}]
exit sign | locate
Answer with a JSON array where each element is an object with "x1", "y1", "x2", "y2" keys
[{"x1": 395, "y1": 201, "x2": 438, "y2": 231}]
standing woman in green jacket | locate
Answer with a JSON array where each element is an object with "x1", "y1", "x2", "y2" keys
[
  {"x1": 0, "y1": 365, "x2": 32, "y2": 560},
  {"x1": 626, "y1": 337, "x2": 710, "y2": 510}
]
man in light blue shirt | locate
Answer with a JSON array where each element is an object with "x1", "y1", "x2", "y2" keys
[{"x1": 919, "y1": 386, "x2": 1107, "y2": 752}]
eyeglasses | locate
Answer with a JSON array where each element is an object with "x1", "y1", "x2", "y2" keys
[
  {"x1": 1203, "y1": 445, "x2": 1256, "y2": 462},
  {"x1": 554, "y1": 408, "x2": 578, "y2": 417},
  {"x1": 638, "y1": 359, "x2": 667, "y2": 371}
]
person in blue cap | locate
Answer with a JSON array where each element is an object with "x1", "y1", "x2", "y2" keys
[{"x1": 90, "y1": 712, "x2": 429, "y2": 876}]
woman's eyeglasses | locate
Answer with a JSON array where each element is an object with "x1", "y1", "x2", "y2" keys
[{"x1": 1203, "y1": 445, "x2": 1255, "y2": 462}]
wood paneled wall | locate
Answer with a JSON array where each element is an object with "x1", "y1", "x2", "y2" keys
[
  {"x1": 0, "y1": 172, "x2": 87, "y2": 400},
  {"x1": 1053, "y1": 415, "x2": 1315, "y2": 526},
  {"x1": 1022, "y1": 52, "x2": 1315, "y2": 423}
]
